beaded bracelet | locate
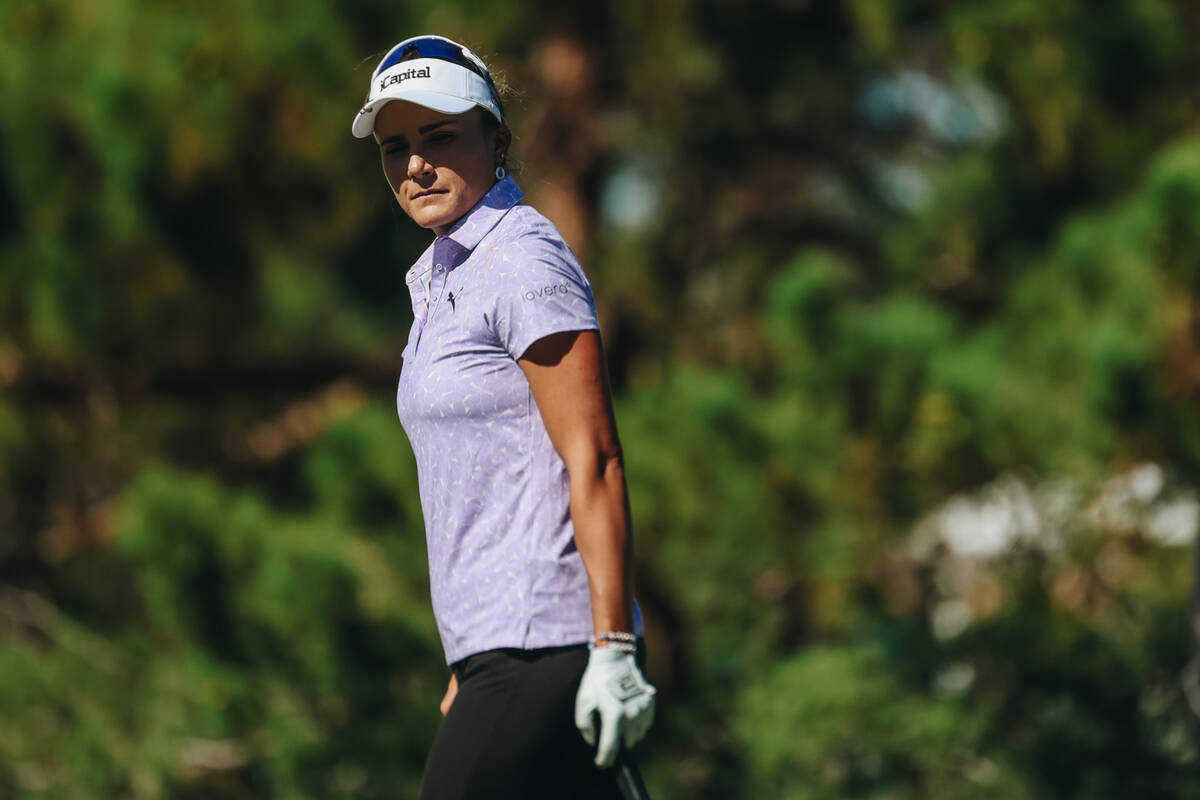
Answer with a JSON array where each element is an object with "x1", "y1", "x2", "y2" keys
[{"x1": 588, "y1": 631, "x2": 637, "y2": 653}]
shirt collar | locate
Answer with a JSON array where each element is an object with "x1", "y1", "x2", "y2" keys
[
  {"x1": 445, "y1": 175, "x2": 524, "y2": 251},
  {"x1": 405, "y1": 176, "x2": 524, "y2": 288}
]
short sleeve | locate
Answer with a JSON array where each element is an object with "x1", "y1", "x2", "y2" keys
[{"x1": 490, "y1": 240, "x2": 599, "y2": 360}]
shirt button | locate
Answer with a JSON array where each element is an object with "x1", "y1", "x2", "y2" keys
[{"x1": 435, "y1": 264, "x2": 443, "y2": 272}]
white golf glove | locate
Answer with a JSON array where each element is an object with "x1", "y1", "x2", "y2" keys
[{"x1": 574, "y1": 646, "x2": 657, "y2": 768}]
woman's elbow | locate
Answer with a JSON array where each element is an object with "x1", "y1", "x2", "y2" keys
[
  {"x1": 565, "y1": 439, "x2": 623, "y2": 483},
  {"x1": 596, "y1": 442, "x2": 624, "y2": 478}
]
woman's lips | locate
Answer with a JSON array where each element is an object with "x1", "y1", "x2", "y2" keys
[{"x1": 411, "y1": 189, "x2": 447, "y2": 200}]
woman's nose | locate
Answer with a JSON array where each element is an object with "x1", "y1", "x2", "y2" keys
[{"x1": 408, "y1": 154, "x2": 433, "y2": 179}]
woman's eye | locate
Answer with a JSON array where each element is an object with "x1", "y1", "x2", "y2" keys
[{"x1": 429, "y1": 132, "x2": 454, "y2": 144}]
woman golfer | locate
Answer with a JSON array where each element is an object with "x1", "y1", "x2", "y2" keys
[{"x1": 352, "y1": 35, "x2": 656, "y2": 799}]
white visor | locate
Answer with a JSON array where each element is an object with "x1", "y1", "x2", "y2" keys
[{"x1": 352, "y1": 56, "x2": 503, "y2": 138}]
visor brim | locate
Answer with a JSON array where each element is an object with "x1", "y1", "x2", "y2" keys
[{"x1": 351, "y1": 91, "x2": 479, "y2": 138}]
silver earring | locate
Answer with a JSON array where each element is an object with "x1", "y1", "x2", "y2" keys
[{"x1": 495, "y1": 165, "x2": 506, "y2": 180}]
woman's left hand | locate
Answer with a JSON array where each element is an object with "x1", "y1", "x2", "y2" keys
[{"x1": 574, "y1": 647, "x2": 657, "y2": 767}]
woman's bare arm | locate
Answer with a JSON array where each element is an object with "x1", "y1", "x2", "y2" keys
[{"x1": 519, "y1": 330, "x2": 634, "y2": 634}]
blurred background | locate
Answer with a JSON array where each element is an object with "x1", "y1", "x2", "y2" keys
[{"x1": 2, "y1": 0, "x2": 1200, "y2": 797}]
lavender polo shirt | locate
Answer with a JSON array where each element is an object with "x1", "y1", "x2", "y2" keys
[{"x1": 397, "y1": 177, "x2": 640, "y2": 665}]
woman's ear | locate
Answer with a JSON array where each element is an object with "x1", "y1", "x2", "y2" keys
[{"x1": 494, "y1": 125, "x2": 513, "y2": 164}]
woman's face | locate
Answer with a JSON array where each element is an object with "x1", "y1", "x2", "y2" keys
[{"x1": 375, "y1": 100, "x2": 508, "y2": 236}]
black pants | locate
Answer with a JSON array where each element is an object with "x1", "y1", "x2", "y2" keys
[{"x1": 418, "y1": 645, "x2": 627, "y2": 800}]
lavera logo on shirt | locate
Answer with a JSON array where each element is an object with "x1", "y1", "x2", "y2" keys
[
  {"x1": 522, "y1": 284, "x2": 570, "y2": 302},
  {"x1": 379, "y1": 66, "x2": 431, "y2": 92}
]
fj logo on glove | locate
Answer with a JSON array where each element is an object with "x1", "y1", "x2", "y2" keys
[{"x1": 610, "y1": 670, "x2": 645, "y2": 700}]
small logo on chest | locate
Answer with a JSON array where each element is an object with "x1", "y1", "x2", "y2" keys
[{"x1": 447, "y1": 291, "x2": 457, "y2": 312}]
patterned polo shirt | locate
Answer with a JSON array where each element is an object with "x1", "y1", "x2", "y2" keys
[{"x1": 397, "y1": 177, "x2": 639, "y2": 665}]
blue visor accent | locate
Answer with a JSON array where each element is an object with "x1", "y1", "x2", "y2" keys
[{"x1": 377, "y1": 38, "x2": 485, "y2": 80}]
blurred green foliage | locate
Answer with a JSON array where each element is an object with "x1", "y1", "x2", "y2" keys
[{"x1": 2, "y1": 0, "x2": 1200, "y2": 797}]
